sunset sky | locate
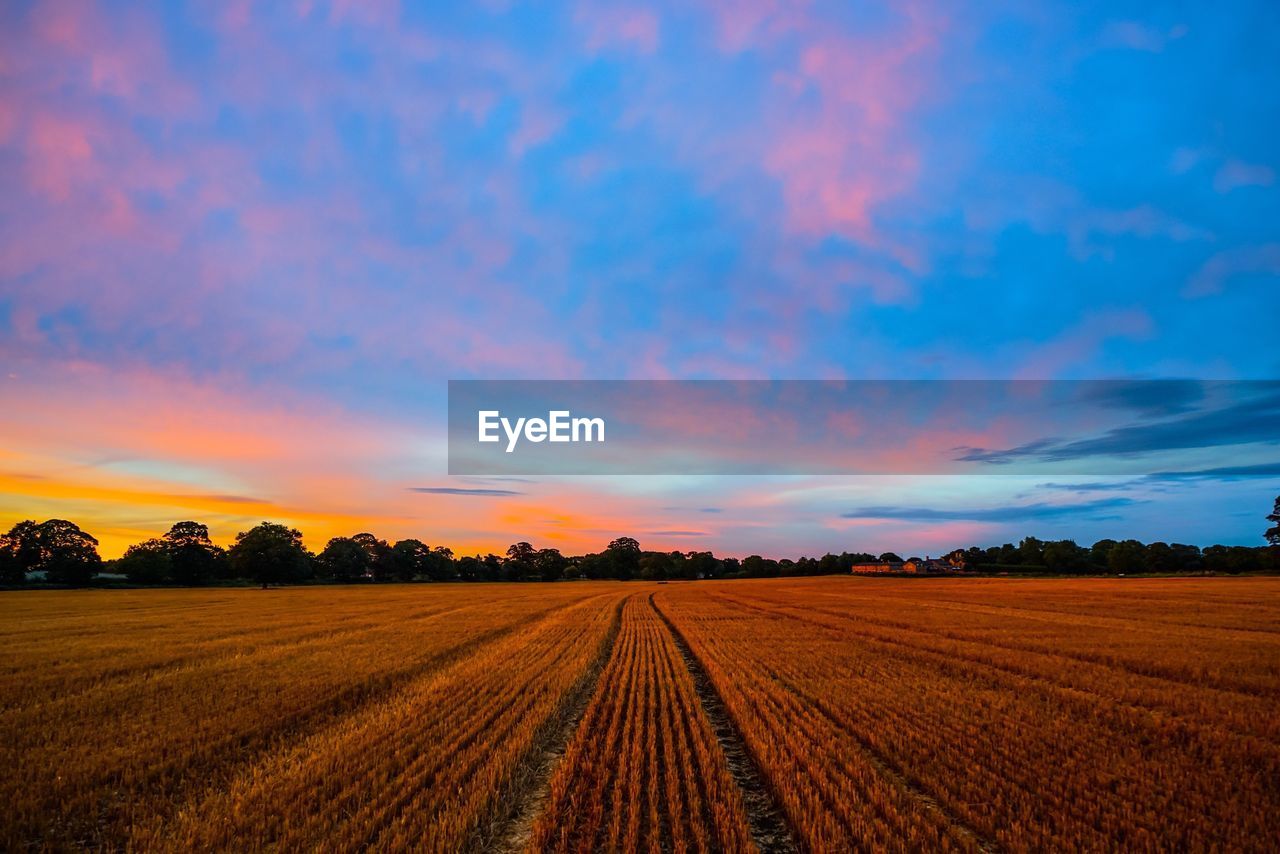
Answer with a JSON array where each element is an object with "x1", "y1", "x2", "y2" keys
[{"x1": 2, "y1": 0, "x2": 1278, "y2": 558}]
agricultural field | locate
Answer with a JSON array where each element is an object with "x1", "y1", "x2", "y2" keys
[{"x1": 2, "y1": 577, "x2": 1279, "y2": 851}]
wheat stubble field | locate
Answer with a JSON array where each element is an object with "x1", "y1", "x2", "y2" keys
[{"x1": 3, "y1": 577, "x2": 1278, "y2": 852}]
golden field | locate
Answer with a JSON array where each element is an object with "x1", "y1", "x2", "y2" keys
[{"x1": 2, "y1": 577, "x2": 1278, "y2": 851}]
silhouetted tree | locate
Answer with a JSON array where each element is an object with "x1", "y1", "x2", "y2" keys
[
  {"x1": 318, "y1": 537, "x2": 371, "y2": 582},
  {"x1": 1203, "y1": 544, "x2": 1260, "y2": 574},
  {"x1": 36, "y1": 520, "x2": 101, "y2": 586},
  {"x1": 456, "y1": 555, "x2": 482, "y2": 582},
  {"x1": 577, "y1": 551, "x2": 610, "y2": 580},
  {"x1": 2, "y1": 534, "x2": 23, "y2": 585},
  {"x1": 481, "y1": 553, "x2": 503, "y2": 582},
  {"x1": 351, "y1": 533, "x2": 393, "y2": 581},
  {"x1": 1144, "y1": 542, "x2": 1173, "y2": 574},
  {"x1": 1107, "y1": 539, "x2": 1146, "y2": 574},
  {"x1": 0, "y1": 521, "x2": 43, "y2": 584},
  {"x1": 389, "y1": 537, "x2": 424, "y2": 583},
  {"x1": 1018, "y1": 537, "x2": 1045, "y2": 566},
  {"x1": 671, "y1": 550, "x2": 702, "y2": 580},
  {"x1": 534, "y1": 547, "x2": 568, "y2": 581},
  {"x1": 1267, "y1": 496, "x2": 1280, "y2": 546},
  {"x1": 1090, "y1": 539, "x2": 1118, "y2": 569},
  {"x1": 389, "y1": 539, "x2": 430, "y2": 582},
  {"x1": 1043, "y1": 540, "x2": 1089, "y2": 573},
  {"x1": 505, "y1": 541, "x2": 537, "y2": 581},
  {"x1": 742, "y1": 554, "x2": 779, "y2": 577},
  {"x1": 163, "y1": 521, "x2": 223, "y2": 585},
  {"x1": 229, "y1": 522, "x2": 311, "y2": 587},
  {"x1": 426, "y1": 546, "x2": 456, "y2": 581},
  {"x1": 1169, "y1": 543, "x2": 1203, "y2": 573},
  {"x1": 118, "y1": 538, "x2": 173, "y2": 584},
  {"x1": 605, "y1": 537, "x2": 641, "y2": 580},
  {"x1": 0, "y1": 539, "x2": 19, "y2": 586},
  {"x1": 878, "y1": 552, "x2": 903, "y2": 563}
]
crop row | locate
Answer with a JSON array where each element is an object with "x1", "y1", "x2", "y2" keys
[
  {"x1": 657, "y1": 580, "x2": 1280, "y2": 851},
  {"x1": 0, "y1": 584, "x2": 614, "y2": 849},
  {"x1": 531, "y1": 593, "x2": 753, "y2": 853}
]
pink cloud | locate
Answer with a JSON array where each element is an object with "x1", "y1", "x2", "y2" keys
[
  {"x1": 1213, "y1": 160, "x2": 1275, "y2": 193},
  {"x1": 1097, "y1": 20, "x2": 1188, "y2": 53},
  {"x1": 1012, "y1": 309, "x2": 1156, "y2": 380},
  {"x1": 27, "y1": 0, "x2": 196, "y2": 112},
  {"x1": 1185, "y1": 244, "x2": 1280, "y2": 297},
  {"x1": 701, "y1": 2, "x2": 946, "y2": 256},
  {"x1": 577, "y1": 5, "x2": 661, "y2": 54},
  {"x1": 703, "y1": 0, "x2": 808, "y2": 53},
  {"x1": 508, "y1": 105, "x2": 565, "y2": 156}
]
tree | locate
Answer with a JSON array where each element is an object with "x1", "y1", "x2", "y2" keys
[
  {"x1": 505, "y1": 541, "x2": 537, "y2": 581},
  {"x1": 605, "y1": 537, "x2": 641, "y2": 581},
  {"x1": 351, "y1": 533, "x2": 393, "y2": 581},
  {"x1": 1169, "y1": 543, "x2": 1203, "y2": 573},
  {"x1": 535, "y1": 548, "x2": 568, "y2": 581},
  {"x1": 1144, "y1": 541, "x2": 1173, "y2": 574},
  {"x1": 1, "y1": 520, "x2": 44, "y2": 584},
  {"x1": 228, "y1": 522, "x2": 311, "y2": 587},
  {"x1": 1267, "y1": 496, "x2": 1280, "y2": 546},
  {"x1": 480, "y1": 553, "x2": 503, "y2": 582},
  {"x1": 577, "y1": 551, "x2": 611, "y2": 580},
  {"x1": 1203, "y1": 545, "x2": 1260, "y2": 575},
  {"x1": 426, "y1": 546, "x2": 456, "y2": 581},
  {"x1": 163, "y1": 521, "x2": 223, "y2": 585},
  {"x1": 878, "y1": 552, "x2": 903, "y2": 563},
  {"x1": 1090, "y1": 539, "x2": 1118, "y2": 570},
  {"x1": 0, "y1": 522, "x2": 41, "y2": 588},
  {"x1": 687, "y1": 551, "x2": 722, "y2": 580},
  {"x1": 456, "y1": 555, "x2": 482, "y2": 582},
  {"x1": 118, "y1": 538, "x2": 173, "y2": 584},
  {"x1": 742, "y1": 554, "x2": 779, "y2": 578},
  {"x1": 1043, "y1": 540, "x2": 1089, "y2": 573},
  {"x1": 1018, "y1": 537, "x2": 1045, "y2": 566},
  {"x1": 639, "y1": 553, "x2": 671, "y2": 581},
  {"x1": 389, "y1": 539, "x2": 430, "y2": 582},
  {"x1": 0, "y1": 539, "x2": 18, "y2": 585},
  {"x1": 318, "y1": 537, "x2": 371, "y2": 582},
  {"x1": 38, "y1": 520, "x2": 101, "y2": 586},
  {"x1": 1107, "y1": 539, "x2": 1146, "y2": 575}
]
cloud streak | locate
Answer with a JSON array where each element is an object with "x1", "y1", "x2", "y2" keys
[
  {"x1": 409, "y1": 487, "x2": 524, "y2": 497},
  {"x1": 842, "y1": 498, "x2": 1141, "y2": 523}
]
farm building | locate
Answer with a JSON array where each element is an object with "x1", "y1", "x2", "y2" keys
[
  {"x1": 851, "y1": 562, "x2": 903, "y2": 574},
  {"x1": 851, "y1": 558, "x2": 951, "y2": 575}
]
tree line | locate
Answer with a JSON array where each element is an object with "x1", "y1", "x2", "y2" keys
[{"x1": 2, "y1": 496, "x2": 1278, "y2": 587}]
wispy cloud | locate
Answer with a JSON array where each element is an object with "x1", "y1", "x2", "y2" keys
[
  {"x1": 1036, "y1": 480, "x2": 1146, "y2": 492},
  {"x1": 842, "y1": 498, "x2": 1140, "y2": 523},
  {"x1": 1147, "y1": 463, "x2": 1280, "y2": 480},
  {"x1": 958, "y1": 388, "x2": 1280, "y2": 464},
  {"x1": 408, "y1": 487, "x2": 524, "y2": 497}
]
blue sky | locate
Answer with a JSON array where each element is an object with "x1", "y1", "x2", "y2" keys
[{"x1": 0, "y1": 0, "x2": 1277, "y2": 556}]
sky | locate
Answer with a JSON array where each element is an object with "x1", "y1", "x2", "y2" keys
[{"x1": 1, "y1": 0, "x2": 1278, "y2": 559}]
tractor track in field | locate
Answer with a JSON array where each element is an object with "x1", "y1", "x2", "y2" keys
[
  {"x1": 650, "y1": 593, "x2": 800, "y2": 854},
  {"x1": 478, "y1": 593, "x2": 628, "y2": 853}
]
